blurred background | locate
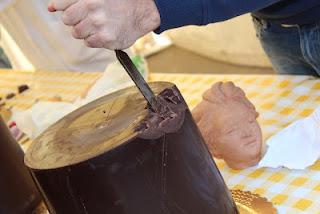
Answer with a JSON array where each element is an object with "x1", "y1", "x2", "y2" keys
[{"x1": 0, "y1": 14, "x2": 275, "y2": 74}]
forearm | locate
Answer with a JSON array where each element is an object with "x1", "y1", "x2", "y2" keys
[{"x1": 154, "y1": 0, "x2": 282, "y2": 33}]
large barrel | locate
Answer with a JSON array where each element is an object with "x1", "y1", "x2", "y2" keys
[
  {"x1": 0, "y1": 116, "x2": 41, "y2": 213},
  {"x1": 25, "y1": 82, "x2": 238, "y2": 214}
]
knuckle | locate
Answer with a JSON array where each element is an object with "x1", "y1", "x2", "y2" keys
[
  {"x1": 85, "y1": 35, "x2": 100, "y2": 48},
  {"x1": 84, "y1": 38, "x2": 95, "y2": 48},
  {"x1": 61, "y1": 10, "x2": 73, "y2": 25},
  {"x1": 93, "y1": 33, "x2": 105, "y2": 44},
  {"x1": 84, "y1": 40, "x2": 95, "y2": 48},
  {"x1": 89, "y1": 15, "x2": 102, "y2": 27},
  {"x1": 61, "y1": 13, "x2": 70, "y2": 25},
  {"x1": 72, "y1": 26, "x2": 82, "y2": 39},
  {"x1": 84, "y1": 0, "x2": 99, "y2": 11},
  {"x1": 84, "y1": 30, "x2": 120, "y2": 49}
]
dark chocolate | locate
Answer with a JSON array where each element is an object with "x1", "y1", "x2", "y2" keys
[
  {"x1": 0, "y1": 117, "x2": 41, "y2": 213},
  {"x1": 18, "y1": 84, "x2": 29, "y2": 94},
  {"x1": 25, "y1": 82, "x2": 239, "y2": 214},
  {"x1": 136, "y1": 88, "x2": 186, "y2": 139}
]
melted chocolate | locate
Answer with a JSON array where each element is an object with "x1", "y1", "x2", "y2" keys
[
  {"x1": 25, "y1": 82, "x2": 238, "y2": 214},
  {"x1": 137, "y1": 88, "x2": 186, "y2": 139}
]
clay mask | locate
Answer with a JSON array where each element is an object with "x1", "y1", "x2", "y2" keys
[{"x1": 192, "y1": 82, "x2": 262, "y2": 170}]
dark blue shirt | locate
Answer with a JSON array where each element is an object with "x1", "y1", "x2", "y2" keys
[{"x1": 154, "y1": 0, "x2": 320, "y2": 33}]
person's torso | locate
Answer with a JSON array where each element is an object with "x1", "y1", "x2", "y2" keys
[
  {"x1": 252, "y1": 0, "x2": 320, "y2": 25},
  {"x1": 0, "y1": 0, "x2": 115, "y2": 71}
]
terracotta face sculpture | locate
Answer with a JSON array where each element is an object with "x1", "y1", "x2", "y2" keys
[{"x1": 192, "y1": 82, "x2": 262, "y2": 170}]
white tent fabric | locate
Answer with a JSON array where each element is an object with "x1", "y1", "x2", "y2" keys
[{"x1": 0, "y1": 0, "x2": 115, "y2": 72}]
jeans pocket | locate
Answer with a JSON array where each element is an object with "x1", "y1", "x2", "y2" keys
[{"x1": 299, "y1": 23, "x2": 320, "y2": 73}]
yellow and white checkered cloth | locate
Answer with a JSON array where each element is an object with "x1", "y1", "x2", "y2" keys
[{"x1": 1, "y1": 70, "x2": 320, "y2": 213}]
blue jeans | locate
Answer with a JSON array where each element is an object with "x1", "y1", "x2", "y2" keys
[{"x1": 253, "y1": 17, "x2": 320, "y2": 76}]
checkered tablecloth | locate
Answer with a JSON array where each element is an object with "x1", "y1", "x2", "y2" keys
[{"x1": 1, "y1": 69, "x2": 320, "y2": 213}]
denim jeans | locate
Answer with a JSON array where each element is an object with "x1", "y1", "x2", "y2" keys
[{"x1": 253, "y1": 17, "x2": 320, "y2": 76}]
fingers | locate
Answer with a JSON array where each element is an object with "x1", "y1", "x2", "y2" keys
[
  {"x1": 62, "y1": 1, "x2": 88, "y2": 26},
  {"x1": 84, "y1": 30, "x2": 124, "y2": 50},
  {"x1": 72, "y1": 20, "x2": 93, "y2": 39},
  {"x1": 48, "y1": 0, "x2": 158, "y2": 50},
  {"x1": 48, "y1": 4, "x2": 57, "y2": 12},
  {"x1": 71, "y1": 10, "x2": 107, "y2": 39},
  {"x1": 48, "y1": 0, "x2": 79, "y2": 12},
  {"x1": 84, "y1": 34, "x2": 105, "y2": 48}
]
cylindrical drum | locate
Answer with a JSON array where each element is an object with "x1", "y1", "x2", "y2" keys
[
  {"x1": 0, "y1": 116, "x2": 41, "y2": 213},
  {"x1": 25, "y1": 82, "x2": 239, "y2": 214}
]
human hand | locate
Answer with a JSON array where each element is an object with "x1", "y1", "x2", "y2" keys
[{"x1": 48, "y1": 0, "x2": 161, "y2": 50}]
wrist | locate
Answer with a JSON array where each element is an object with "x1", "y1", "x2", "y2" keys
[
  {"x1": 153, "y1": 0, "x2": 204, "y2": 33},
  {"x1": 136, "y1": 0, "x2": 161, "y2": 35}
]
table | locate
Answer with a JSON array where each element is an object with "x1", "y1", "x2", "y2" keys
[{"x1": 1, "y1": 69, "x2": 320, "y2": 213}]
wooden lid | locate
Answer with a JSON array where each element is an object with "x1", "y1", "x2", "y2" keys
[{"x1": 25, "y1": 82, "x2": 172, "y2": 170}]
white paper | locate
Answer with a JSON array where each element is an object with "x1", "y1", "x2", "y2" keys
[
  {"x1": 12, "y1": 59, "x2": 148, "y2": 139},
  {"x1": 78, "y1": 61, "x2": 134, "y2": 105},
  {"x1": 259, "y1": 107, "x2": 320, "y2": 170},
  {"x1": 12, "y1": 101, "x2": 77, "y2": 139}
]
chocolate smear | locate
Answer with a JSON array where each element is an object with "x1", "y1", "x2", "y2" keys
[{"x1": 136, "y1": 87, "x2": 186, "y2": 139}]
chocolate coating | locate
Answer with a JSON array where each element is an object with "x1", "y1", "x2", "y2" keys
[
  {"x1": 25, "y1": 82, "x2": 238, "y2": 214},
  {"x1": 0, "y1": 117, "x2": 41, "y2": 213},
  {"x1": 137, "y1": 88, "x2": 186, "y2": 139}
]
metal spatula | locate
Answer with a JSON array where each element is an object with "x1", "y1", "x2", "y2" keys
[{"x1": 115, "y1": 50, "x2": 158, "y2": 112}]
